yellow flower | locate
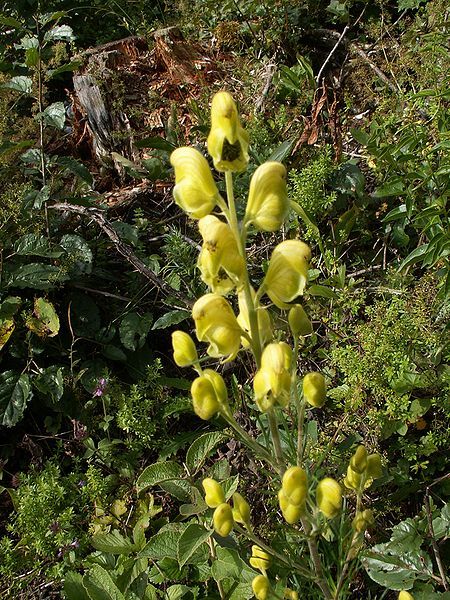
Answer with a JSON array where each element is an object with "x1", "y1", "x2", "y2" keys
[
  {"x1": 366, "y1": 454, "x2": 383, "y2": 479},
  {"x1": 202, "y1": 478, "x2": 225, "y2": 508},
  {"x1": 343, "y1": 464, "x2": 362, "y2": 491},
  {"x1": 350, "y1": 445, "x2": 368, "y2": 474},
  {"x1": 288, "y1": 304, "x2": 313, "y2": 337},
  {"x1": 398, "y1": 591, "x2": 414, "y2": 600},
  {"x1": 254, "y1": 342, "x2": 292, "y2": 411},
  {"x1": 278, "y1": 489, "x2": 303, "y2": 525},
  {"x1": 352, "y1": 509, "x2": 374, "y2": 532},
  {"x1": 192, "y1": 293, "x2": 242, "y2": 360},
  {"x1": 316, "y1": 478, "x2": 342, "y2": 519},
  {"x1": 261, "y1": 240, "x2": 311, "y2": 308},
  {"x1": 232, "y1": 492, "x2": 251, "y2": 527},
  {"x1": 282, "y1": 466, "x2": 307, "y2": 506},
  {"x1": 191, "y1": 369, "x2": 229, "y2": 420},
  {"x1": 302, "y1": 372, "x2": 326, "y2": 408},
  {"x1": 197, "y1": 215, "x2": 245, "y2": 294},
  {"x1": 249, "y1": 545, "x2": 271, "y2": 572},
  {"x1": 171, "y1": 331, "x2": 198, "y2": 367},
  {"x1": 170, "y1": 147, "x2": 221, "y2": 218},
  {"x1": 213, "y1": 502, "x2": 234, "y2": 537},
  {"x1": 207, "y1": 91, "x2": 249, "y2": 172},
  {"x1": 284, "y1": 589, "x2": 299, "y2": 600},
  {"x1": 252, "y1": 575, "x2": 271, "y2": 600},
  {"x1": 244, "y1": 162, "x2": 288, "y2": 231},
  {"x1": 237, "y1": 288, "x2": 272, "y2": 349}
]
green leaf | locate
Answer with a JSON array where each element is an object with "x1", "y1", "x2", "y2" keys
[
  {"x1": 119, "y1": 312, "x2": 153, "y2": 351},
  {"x1": 136, "y1": 461, "x2": 185, "y2": 493},
  {"x1": 267, "y1": 138, "x2": 295, "y2": 163},
  {"x1": 151, "y1": 310, "x2": 190, "y2": 330},
  {"x1": 372, "y1": 180, "x2": 405, "y2": 198},
  {"x1": 56, "y1": 156, "x2": 93, "y2": 185},
  {"x1": 398, "y1": 244, "x2": 430, "y2": 271},
  {"x1": 211, "y1": 547, "x2": 256, "y2": 583},
  {"x1": 166, "y1": 585, "x2": 191, "y2": 600},
  {"x1": 44, "y1": 24, "x2": 75, "y2": 42},
  {"x1": 135, "y1": 136, "x2": 176, "y2": 151},
  {"x1": 26, "y1": 297, "x2": 60, "y2": 337},
  {"x1": 351, "y1": 128, "x2": 369, "y2": 146},
  {"x1": 25, "y1": 47, "x2": 39, "y2": 68},
  {"x1": 63, "y1": 571, "x2": 91, "y2": 600},
  {"x1": 383, "y1": 204, "x2": 408, "y2": 223},
  {"x1": 60, "y1": 234, "x2": 93, "y2": 270},
  {"x1": 140, "y1": 526, "x2": 185, "y2": 561},
  {"x1": 1, "y1": 76, "x2": 32, "y2": 94},
  {"x1": 0, "y1": 15, "x2": 23, "y2": 29},
  {"x1": 0, "y1": 371, "x2": 33, "y2": 427},
  {"x1": 41, "y1": 102, "x2": 66, "y2": 129},
  {"x1": 0, "y1": 297, "x2": 21, "y2": 349},
  {"x1": 307, "y1": 284, "x2": 338, "y2": 299},
  {"x1": 34, "y1": 366, "x2": 64, "y2": 402},
  {"x1": 186, "y1": 431, "x2": 228, "y2": 474},
  {"x1": 91, "y1": 530, "x2": 136, "y2": 555},
  {"x1": 177, "y1": 524, "x2": 212, "y2": 567},
  {"x1": 0, "y1": 318, "x2": 15, "y2": 350},
  {"x1": 48, "y1": 60, "x2": 82, "y2": 79},
  {"x1": 83, "y1": 565, "x2": 126, "y2": 600},
  {"x1": 160, "y1": 479, "x2": 192, "y2": 501},
  {"x1": 7, "y1": 263, "x2": 69, "y2": 290},
  {"x1": 14, "y1": 233, "x2": 63, "y2": 258}
]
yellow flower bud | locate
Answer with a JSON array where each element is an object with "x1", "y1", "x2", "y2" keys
[
  {"x1": 254, "y1": 342, "x2": 292, "y2": 411},
  {"x1": 262, "y1": 240, "x2": 311, "y2": 309},
  {"x1": 193, "y1": 293, "x2": 242, "y2": 360},
  {"x1": 202, "y1": 478, "x2": 226, "y2": 508},
  {"x1": 278, "y1": 489, "x2": 303, "y2": 524},
  {"x1": 398, "y1": 592, "x2": 414, "y2": 600},
  {"x1": 303, "y1": 372, "x2": 326, "y2": 408},
  {"x1": 172, "y1": 330, "x2": 198, "y2": 367},
  {"x1": 191, "y1": 369, "x2": 229, "y2": 420},
  {"x1": 288, "y1": 304, "x2": 313, "y2": 337},
  {"x1": 350, "y1": 446, "x2": 368, "y2": 474},
  {"x1": 284, "y1": 589, "x2": 299, "y2": 600},
  {"x1": 343, "y1": 465, "x2": 362, "y2": 491},
  {"x1": 316, "y1": 478, "x2": 342, "y2": 519},
  {"x1": 282, "y1": 466, "x2": 307, "y2": 506},
  {"x1": 250, "y1": 545, "x2": 271, "y2": 572},
  {"x1": 197, "y1": 215, "x2": 245, "y2": 294},
  {"x1": 207, "y1": 91, "x2": 249, "y2": 172},
  {"x1": 170, "y1": 147, "x2": 221, "y2": 219},
  {"x1": 366, "y1": 454, "x2": 383, "y2": 479},
  {"x1": 237, "y1": 288, "x2": 272, "y2": 349},
  {"x1": 232, "y1": 492, "x2": 251, "y2": 526},
  {"x1": 213, "y1": 502, "x2": 234, "y2": 537},
  {"x1": 352, "y1": 509, "x2": 374, "y2": 532},
  {"x1": 252, "y1": 574, "x2": 271, "y2": 600},
  {"x1": 244, "y1": 162, "x2": 288, "y2": 231}
]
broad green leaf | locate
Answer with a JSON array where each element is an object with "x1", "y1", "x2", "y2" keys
[
  {"x1": 136, "y1": 461, "x2": 184, "y2": 493},
  {"x1": 135, "y1": 136, "x2": 176, "y2": 151},
  {"x1": 160, "y1": 479, "x2": 192, "y2": 501},
  {"x1": 63, "y1": 571, "x2": 91, "y2": 600},
  {"x1": 0, "y1": 318, "x2": 15, "y2": 350},
  {"x1": 41, "y1": 102, "x2": 65, "y2": 129},
  {"x1": 186, "y1": 431, "x2": 228, "y2": 474},
  {"x1": 177, "y1": 524, "x2": 211, "y2": 567},
  {"x1": 91, "y1": 530, "x2": 136, "y2": 555},
  {"x1": 211, "y1": 547, "x2": 256, "y2": 583},
  {"x1": 25, "y1": 47, "x2": 39, "y2": 68},
  {"x1": 372, "y1": 179, "x2": 405, "y2": 198},
  {"x1": 308, "y1": 284, "x2": 337, "y2": 299},
  {"x1": 383, "y1": 204, "x2": 408, "y2": 223},
  {"x1": 83, "y1": 565, "x2": 126, "y2": 600},
  {"x1": 34, "y1": 366, "x2": 64, "y2": 402},
  {"x1": 0, "y1": 371, "x2": 33, "y2": 427},
  {"x1": 14, "y1": 233, "x2": 63, "y2": 258},
  {"x1": 1, "y1": 76, "x2": 32, "y2": 94},
  {"x1": 166, "y1": 585, "x2": 191, "y2": 600},
  {"x1": 56, "y1": 156, "x2": 93, "y2": 185},
  {"x1": 26, "y1": 297, "x2": 60, "y2": 337},
  {"x1": 119, "y1": 312, "x2": 153, "y2": 351},
  {"x1": 398, "y1": 244, "x2": 430, "y2": 271},
  {"x1": 44, "y1": 24, "x2": 75, "y2": 42},
  {"x1": 267, "y1": 138, "x2": 295, "y2": 163},
  {"x1": 351, "y1": 128, "x2": 369, "y2": 146},
  {"x1": 39, "y1": 11, "x2": 67, "y2": 25},
  {"x1": 60, "y1": 234, "x2": 93, "y2": 270},
  {"x1": 140, "y1": 526, "x2": 186, "y2": 561},
  {"x1": 151, "y1": 310, "x2": 190, "y2": 330},
  {"x1": 7, "y1": 263, "x2": 69, "y2": 289},
  {"x1": 48, "y1": 60, "x2": 82, "y2": 79},
  {"x1": 0, "y1": 15, "x2": 23, "y2": 29}
]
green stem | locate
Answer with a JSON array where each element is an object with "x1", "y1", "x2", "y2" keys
[
  {"x1": 208, "y1": 537, "x2": 226, "y2": 600},
  {"x1": 293, "y1": 338, "x2": 306, "y2": 466},
  {"x1": 267, "y1": 409, "x2": 285, "y2": 475},
  {"x1": 224, "y1": 170, "x2": 262, "y2": 367},
  {"x1": 301, "y1": 517, "x2": 334, "y2": 600},
  {"x1": 234, "y1": 524, "x2": 314, "y2": 581},
  {"x1": 222, "y1": 413, "x2": 276, "y2": 470}
]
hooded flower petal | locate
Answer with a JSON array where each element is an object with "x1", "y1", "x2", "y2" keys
[
  {"x1": 170, "y1": 147, "x2": 221, "y2": 218},
  {"x1": 244, "y1": 162, "x2": 288, "y2": 231},
  {"x1": 207, "y1": 91, "x2": 249, "y2": 172}
]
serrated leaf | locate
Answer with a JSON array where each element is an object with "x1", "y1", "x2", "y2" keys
[
  {"x1": 1, "y1": 76, "x2": 32, "y2": 94},
  {"x1": 151, "y1": 310, "x2": 190, "y2": 330},
  {"x1": 60, "y1": 234, "x2": 93, "y2": 267},
  {"x1": 211, "y1": 547, "x2": 256, "y2": 583},
  {"x1": 160, "y1": 479, "x2": 192, "y2": 501},
  {"x1": 140, "y1": 526, "x2": 185, "y2": 561},
  {"x1": 186, "y1": 431, "x2": 228, "y2": 474},
  {"x1": 166, "y1": 585, "x2": 191, "y2": 600},
  {"x1": 91, "y1": 530, "x2": 136, "y2": 555},
  {"x1": 56, "y1": 156, "x2": 93, "y2": 185},
  {"x1": 44, "y1": 24, "x2": 75, "y2": 42},
  {"x1": 7, "y1": 263, "x2": 69, "y2": 290},
  {"x1": 63, "y1": 571, "x2": 91, "y2": 600},
  {"x1": 41, "y1": 101, "x2": 65, "y2": 129},
  {"x1": 83, "y1": 564, "x2": 126, "y2": 600},
  {"x1": 119, "y1": 312, "x2": 153, "y2": 351},
  {"x1": 14, "y1": 233, "x2": 63, "y2": 258},
  {"x1": 26, "y1": 297, "x2": 60, "y2": 337},
  {"x1": 0, "y1": 371, "x2": 33, "y2": 427},
  {"x1": 34, "y1": 366, "x2": 64, "y2": 402},
  {"x1": 136, "y1": 461, "x2": 184, "y2": 493},
  {"x1": 177, "y1": 524, "x2": 211, "y2": 567}
]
